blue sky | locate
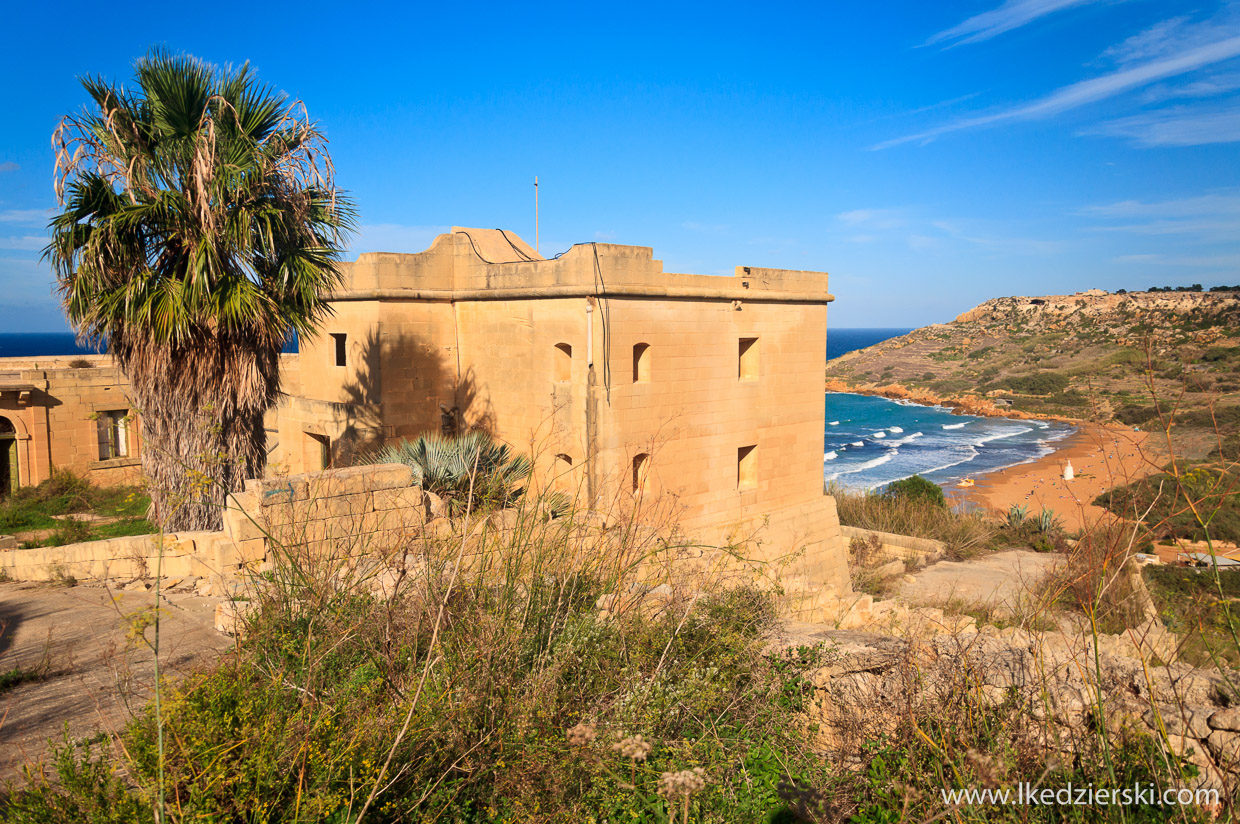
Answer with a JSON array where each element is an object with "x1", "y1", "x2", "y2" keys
[{"x1": 1, "y1": 0, "x2": 1238, "y2": 331}]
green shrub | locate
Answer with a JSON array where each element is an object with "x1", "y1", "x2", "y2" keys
[
  {"x1": 1114, "y1": 403, "x2": 1156, "y2": 426},
  {"x1": 1001, "y1": 371, "x2": 1070, "y2": 395},
  {"x1": 1145, "y1": 565, "x2": 1240, "y2": 667},
  {"x1": 884, "y1": 475, "x2": 946, "y2": 508},
  {"x1": 1201, "y1": 346, "x2": 1238, "y2": 363},
  {"x1": 1209, "y1": 434, "x2": 1240, "y2": 461},
  {"x1": 1095, "y1": 464, "x2": 1240, "y2": 543},
  {"x1": 830, "y1": 483, "x2": 995, "y2": 559}
]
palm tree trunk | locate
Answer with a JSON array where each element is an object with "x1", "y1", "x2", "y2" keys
[{"x1": 118, "y1": 332, "x2": 278, "y2": 532}]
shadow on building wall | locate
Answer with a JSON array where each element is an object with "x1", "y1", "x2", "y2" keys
[{"x1": 328, "y1": 326, "x2": 497, "y2": 464}]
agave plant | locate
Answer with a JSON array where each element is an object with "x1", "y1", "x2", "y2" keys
[
  {"x1": 371, "y1": 432, "x2": 531, "y2": 514},
  {"x1": 1037, "y1": 508, "x2": 1063, "y2": 535},
  {"x1": 1005, "y1": 504, "x2": 1029, "y2": 528}
]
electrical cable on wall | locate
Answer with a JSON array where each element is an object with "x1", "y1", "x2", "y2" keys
[
  {"x1": 451, "y1": 230, "x2": 611, "y2": 403},
  {"x1": 590, "y1": 242, "x2": 612, "y2": 404},
  {"x1": 454, "y1": 229, "x2": 569, "y2": 264}
]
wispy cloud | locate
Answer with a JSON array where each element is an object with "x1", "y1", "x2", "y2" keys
[
  {"x1": 0, "y1": 163, "x2": 18, "y2": 174},
  {"x1": 1085, "y1": 105, "x2": 1240, "y2": 146},
  {"x1": 0, "y1": 209, "x2": 51, "y2": 225},
  {"x1": 1081, "y1": 192, "x2": 1240, "y2": 240},
  {"x1": 925, "y1": 0, "x2": 1102, "y2": 48},
  {"x1": 1084, "y1": 192, "x2": 1240, "y2": 219},
  {"x1": 836, "y1": 208, "x2": 906, "y2": 229},
  {"x1": 1101, "y1": 14, "x2": 1238, "y2": 67},
  {"x1": 877, "y1": 30, "x2": 1240, "y2": 148},
  {"x1": 834, "y1": 207, "x2": 1060, "y2": 255},
  {"x1": 1113, "y1": 251, "x2": 1240, "y2": 267},
  {"x1": 0, "y1": 236, "x2": 46, "y2": 252},
  {"x1": 1143, "y1": 71, "x2": 1240, "y2": 102}
]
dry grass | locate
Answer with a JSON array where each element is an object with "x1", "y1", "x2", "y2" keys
[{"x1": 829, "y1": 483, "x2": 997, "y2": 559}]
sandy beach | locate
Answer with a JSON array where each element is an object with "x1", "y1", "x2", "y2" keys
[{"x1": 951, "y1": 424, "x2": 1158, "y2": 532}]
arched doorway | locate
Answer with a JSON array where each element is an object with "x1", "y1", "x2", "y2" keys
[{"x1": 0, "y1": 416, "x2": 16, "y2": 498}]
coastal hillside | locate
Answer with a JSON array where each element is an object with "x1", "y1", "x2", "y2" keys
[{"x1": 826, "y1": 289, "x2": 1240, "y2": 458}]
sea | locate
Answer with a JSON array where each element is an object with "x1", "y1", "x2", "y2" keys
[
  {"x1": 823, "y1": 327, "x2": 1076, "y2": 492},
  {"x1": 0, "y1": 329, "x2": 1073, "y2": 491},
  {"x1": 0, "y1": 333, "x2": 299, "y2": 358}
]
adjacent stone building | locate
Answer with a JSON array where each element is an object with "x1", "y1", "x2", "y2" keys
[{"x1": 0, "y1": 355, "x2": 142, "y2": 494}]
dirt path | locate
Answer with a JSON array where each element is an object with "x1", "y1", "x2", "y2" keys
[
  {"x1": 895, "y1": 549, "x2": 1064, "y2": 615},
  {"x1": 0, "y1": 582, "x2": 232, "y2": 782}
]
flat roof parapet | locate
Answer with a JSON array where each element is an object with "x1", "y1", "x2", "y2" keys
[{"x1": 336, "y1": 228, "x2": 833, "y2": 304}]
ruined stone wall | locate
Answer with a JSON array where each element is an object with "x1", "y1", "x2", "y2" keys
[{"x1": 1, "y1": 462, "x2": 851, "y2": 613}]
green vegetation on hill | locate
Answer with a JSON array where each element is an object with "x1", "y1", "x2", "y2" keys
[
  {"x1": 1094, "y1": 463, "x2": 1240, "y2": 544},
  {"x1": 825, "y1": 290, "x2": 1240, "y2": 457},
  {"x1": 1144, "y1": 565, "x2": 1240, "y2": 668}
]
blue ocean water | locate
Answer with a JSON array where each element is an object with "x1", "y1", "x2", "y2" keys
[
  {"x1": 827, "y1": 327, "x2": 911, "y2": 360},
  {"x1": 2, "y1": 328, "x2": 891, "y2": 361},
  {"x1": 0, "y1": 333, "x2": 99, "y2": 358},
  {"x1": 0, "y1": 333, "x2": 299, "y2": 357},
  {"x1": 824, "y1": 393, "x2": 1074, "y2": 492}
]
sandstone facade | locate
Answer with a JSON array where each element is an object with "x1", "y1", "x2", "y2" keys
[
  {"x1": 1, "y1": 228, "x2": 851, "y2": 599},
  {"x1": 278, "y1": 228, "x2": 849, "y2": 596}
]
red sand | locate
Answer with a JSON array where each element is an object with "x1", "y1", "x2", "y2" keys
[{"x1": 951, "y1": 424, "x2": 1158, "y2": 532}]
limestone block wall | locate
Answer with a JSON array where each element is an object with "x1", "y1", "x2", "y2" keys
[
  {"x1": 840, "y1": 525, "x2": 947, "y2": 565},
  {"x1": 228, "y1": 463, "x2": 430, "y2": 561},
  {"x1": 0, "y1": 530, "x2": 257, "y2": 582},
  {"x1": 0, "y1": 462, "x2": 853, "y2": 606}
]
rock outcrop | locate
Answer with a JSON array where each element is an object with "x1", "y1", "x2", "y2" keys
[{"x1": 772, "y1": 621, "x2": 1240, "y2": 792}]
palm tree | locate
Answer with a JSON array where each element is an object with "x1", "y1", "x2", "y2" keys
[{"x1": 47, "y1": 52, "x2": 355, "y2": 531}]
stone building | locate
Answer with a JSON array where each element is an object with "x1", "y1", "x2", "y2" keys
[
  {"x1": 0, "y1": 356, "x2": 142, "y2": 494},
  {"x1": 277, "y1": 228, "x2": 848, "y2": 593},
  {"x1": 0, "y1": 228, "x2": 850, "y2": 596}
]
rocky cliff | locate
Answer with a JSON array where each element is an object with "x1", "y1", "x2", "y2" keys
[{"x1": 825, "y1": 289, "x2": 1240, "y2": 455}]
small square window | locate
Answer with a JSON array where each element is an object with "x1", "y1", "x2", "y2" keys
[
  {"x1": 737, "y1": 444, "x2": 757, "y2": 491},
  {"x1": 97, "y1": 410, "x2": 130, "y2": 460},
  {"x1": 331, "y1": 333, "x2": 347, "y2": 367},
  {"x1": 739, "y1": 337, "x2": 759, "y2": 380}
]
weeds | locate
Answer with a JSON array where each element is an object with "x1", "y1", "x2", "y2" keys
[
  {"x1": 4, "y1": 466, "x2": 828, "y2": 822},
  {"x1": 0, "y1": 471, "x2": 152, "y2": 547},
  {"x1": 831, "y1": 483, "x2": 996, "y2": 559}
]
